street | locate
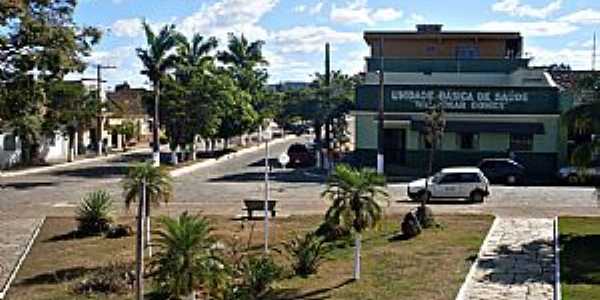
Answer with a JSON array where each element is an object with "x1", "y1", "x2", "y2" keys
[{"x1": 1, "y1": 136, "x2": 599, "y2": 219}]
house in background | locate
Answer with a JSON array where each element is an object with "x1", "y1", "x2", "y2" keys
[
  {"x1": 0, "y1": 129, "x2": 70, "y2": 170},
  {"x1": 105, "y1": 82, "x2": 152, "y2": 149}
]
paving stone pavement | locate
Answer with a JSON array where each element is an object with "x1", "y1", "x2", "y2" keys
[
  {"x1": 0, "y1": 217, "x2": 43, "y2": 296},
  {"x1": 459, "y1": 218, "x2": 555, "y2": 300}
]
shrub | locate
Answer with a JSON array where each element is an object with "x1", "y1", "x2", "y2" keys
[
  {"x1": 73, "y1": 262, "x2": 133, "y2": 295},
  {"x1": 105, "y1": 224, "x2": 133, "y2": 239},
  {"x1": 315, "y1": 220, "x2": 351, "y2": 243},
  {"x1": 76, "y1": 190, "x2": 113, "y2": 235},
  {"x1": 401, "y1": 211, "x2": 422, "y2": 238},
  {"x1": 236, "y1": 255, "x2": 282, "y2": 299},
  {"x1": 416, "y1": 206, "x2": 435, "y2": 228},
  {"x1": 284, "y1": 232, "x2": 330, "y2": 277}
]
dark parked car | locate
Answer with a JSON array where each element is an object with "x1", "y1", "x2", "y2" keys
[
  {"x1": 287, "y1": 143, "x2": 315, "y2": 168},
  {"x1": 478, "y1": 158, "x2": 525, "y2": 185}
]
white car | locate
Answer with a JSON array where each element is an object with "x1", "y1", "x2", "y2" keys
[{"x1": 407, "y1": 167, "x2": 490, "y2": 203}]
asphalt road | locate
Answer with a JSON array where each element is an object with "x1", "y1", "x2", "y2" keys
[{"x1": 1, "y1": 135, "x2": 599, "y2": 218}]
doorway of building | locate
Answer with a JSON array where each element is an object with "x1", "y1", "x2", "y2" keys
[{"x1": 384, "y1": 129, "x2": 406, "y2": 169}]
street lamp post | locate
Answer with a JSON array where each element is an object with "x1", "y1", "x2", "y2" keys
[{"x1": 263, "y1": 126, "x2": 272, "y2": 253}]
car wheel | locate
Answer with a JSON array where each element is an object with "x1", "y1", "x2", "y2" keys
[
  {"x1": 567, "y1": 174, "x2": 579, "y2": 185},
  {"x1": 470, "y1": 191, "x2": 484, "y2": 203},
  {"x1": 506, "y1": 175, "x2": 517, "y2": 185}
]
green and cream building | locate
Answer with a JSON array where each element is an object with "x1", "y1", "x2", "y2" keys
[{"x1": 353, "y1": 25, "x2": 569, "y2": 177}]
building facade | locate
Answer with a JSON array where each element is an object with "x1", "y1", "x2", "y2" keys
[{"x1": 353, "y1": 25, "x2": 569, "y2": 177}]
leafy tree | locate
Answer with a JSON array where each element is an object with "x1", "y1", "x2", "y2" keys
[
  {"x1": 45, "y1": 80, "x2": 100, "y2": 156},
  {"x1": 217, "y1": 34, "x2": 266, "y2": 133},
  {"x1": 151, "y1": 212, "x2": 224, "y2": 299},
  {"x1": 176, "y1": 33, "x2": 218, "y2": 82},
  {"x1": 122, "y1": 162, "x2": 173, "y2": 209},
  {"x1": 0, "y1": 0, "x2": 101, "y2": 164},
  {"x1": 321, "y1": 164, "x2": 389, "y2": 280},
  {"x1": 422, "y1": 100, "x2": 446, "y2": 209},
  {"x1": 563, "y1": 74, "x2": 600, "y2": 186},
  {"x1": 136, "y1": 21, "x2": 183, "y2": 166}
]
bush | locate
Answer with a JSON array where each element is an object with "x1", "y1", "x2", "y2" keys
[
  {"x1": 236, "y1": 255, "x2": 282, "y2": 299},
  {"x1": 284, "y1": 232, "x2": 330, "y2": 277},
  {"x1": 105, "y1": 224, "x2": 133, "y2": 239},
  {"x1": 76, "y1": 190, "x2": 113, "y2": 235},
  {"x1": 416, "y1": 206, "x2": 435, "y2": 228},
  {"x1": 401, "y1": 211, "x2": 422, "y2": 238},
  {"x1": 315, "y1": 220, "x2": 351, "y2": 243},
  {"x1": 73, "y1": 262, "x2": 133, "y2": 295}
]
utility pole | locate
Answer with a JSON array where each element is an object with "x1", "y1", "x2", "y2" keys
[
  {"x1": 324, "y1": 43, "x2": 331, "y2": 171},
  {"x1": 377, "y1": 37, "x2": 385, "y2": 175},
  {"x1": 593, "y1": 32, "x2": 597, "y2": 71},
  {"x1": 82, "y1": 64, "x2": 116, "y2": 156}
]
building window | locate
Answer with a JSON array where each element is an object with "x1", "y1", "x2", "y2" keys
[
  {"x1": 510, "y1": 134, "x2": 533, "y2": 151},
  {"x1": 456, "y1": 45, "x2": 480, "y2": 59},
  {"x1": 3, "y1": 134, "x2": 16, "y2": 151},
  {"x1": 457, "y1": 133, "x2": 479, "y2": 150}
]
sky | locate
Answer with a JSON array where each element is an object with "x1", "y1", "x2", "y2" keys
[{"x1": 69, "y1": 0, "x2": 600, "y2": 89}]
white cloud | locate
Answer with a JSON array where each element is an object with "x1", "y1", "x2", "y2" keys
[
  {"x1": 178, "y1": 0, "x2": 278, "y2": 41},
  {"x1": 479, "y1": 21, "x2": 578, "y2": 37},
  {"x1": 526, "y1": 45, "x2": 592, "y2": 70},
  {"x1": 110, "y1": 18, "x2": 143, "y2": 38},
  {"x1": 270, "y1": 26, "x2": 361, "y2": 54},
  {"x1": 559, "y1": 9, "x2": 600, "y2": 25},
  {"x1": 309, "y1": 1, "x2": 324, "y2": 15},
  {"x1": 491, "y1": 0, "x2": 562, "y2": 18},
  {"x1": 330, "y1": 0, "x2": 403, "y2": 25},
  {"x1": 406, "y1": 13, "x2": 425, "y2": 25},
  {"x1": 294, "y1": 4, "x2": 307, "y2": 13}
]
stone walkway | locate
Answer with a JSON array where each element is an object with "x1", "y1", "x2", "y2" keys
[
  {"x1": 0, "y1": 217, "x2": 43, "y2": 298},
  {"x1": 458, "y1": 218, "x2": 555, "y2": 300}
]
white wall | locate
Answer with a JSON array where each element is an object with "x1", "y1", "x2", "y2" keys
[{"x1": 0, "y1": 133, "x2": 22, "y2": 169}]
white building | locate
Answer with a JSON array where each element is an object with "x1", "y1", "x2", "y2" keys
[{"x1": 0, "y1": 129, "x2": 70, "y2": 170}]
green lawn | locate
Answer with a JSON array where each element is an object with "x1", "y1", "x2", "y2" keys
[
  {"x1": 8, "y1": 214, "x2": 492, "y2": 300},
  {"x1": 559, "y1": 217, "x2": 600, "y2": 300}
]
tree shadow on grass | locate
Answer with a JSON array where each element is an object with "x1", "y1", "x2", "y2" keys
[
  {"x1": 560, "y1": 234, "x2": 600, "y2": 285},
  {"x1": 269, "y1": 278, "x2": 354, "y2": 300},
  {"x1": 1, "y1": 181, "x2": 59, "y2": 190},
  {"x1": 45, "y1": 229, "x2": 100, "y2": 242},
  {"x1": 17, "y1": 266, "x2": 99, "y2": 285}
]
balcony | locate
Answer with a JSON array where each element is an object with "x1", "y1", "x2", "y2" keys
[{"x1": 365, "y1": 58, "x2": 530, "y2": 73}]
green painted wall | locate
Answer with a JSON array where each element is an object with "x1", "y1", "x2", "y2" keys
[
  {"x1": 355, "y1": 114, "x2": 377, "y2": 149},
  {"x1": 532, "y1": 117, "x2": 560, "y2": 152},
  {"x1": 480, "y1": 133, "x2": 509, "y2": 151}
]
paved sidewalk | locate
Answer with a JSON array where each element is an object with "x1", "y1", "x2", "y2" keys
[
  {"x1": 458, "y1": 218, "x2": 555, "y2": 300},
  {"x1": 0, "y1": 217, "x2": 43, "y2": 298}
]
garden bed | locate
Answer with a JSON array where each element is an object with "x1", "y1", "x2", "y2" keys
[
  {"x1": 559, "y1": 217, "x2": 600, "y2": 300},
  {"x1": 7, "y1": 214, "x2": 492, "y2": 300}
]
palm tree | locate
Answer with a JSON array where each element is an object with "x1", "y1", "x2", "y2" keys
[
  {"x1": 122, "y1": 162, "x2": 173, "y2": 299},
  {"x1": 177, "y1": 34, "x2": 218, "y2": 79},
  {"x1": 422, "y1": 101, "x2": 446, "y2": 210},
  {"x1": 150, "y1": 212, "x2": 224, "y2": 299},
  {"x1": 322, "y1": 164, "x2": 389, "y2": 280},
  {"x1": 136, "y1": 21, "x2": 183, "y2": 166},
  {"x1": 217, "y1": 33, "x2": 267, "y2": 70}
]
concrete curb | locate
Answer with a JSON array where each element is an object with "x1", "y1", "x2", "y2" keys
[
  {"x1": 0, "y1": 148, "x2": 150, "y2": 178},
  {"x1": 170, "y1": 135, "x2": 297, "y2": 178},
  {"x1": 554, "y1": 216, "x2": 561, "y2": 300},
  {"x1": 0, "y1": 217, "x2": 45, "y2": 300},
  {"x1": 455, "y1": 216, "x2": 499, "y2": 300}
]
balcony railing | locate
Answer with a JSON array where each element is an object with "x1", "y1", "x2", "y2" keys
[{"x1": 365, "y1": 58, "x2": 530, "y2": 73}]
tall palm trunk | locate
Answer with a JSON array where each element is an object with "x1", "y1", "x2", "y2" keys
[
  {"x1": 422, "y1": 145, "x2": 435, "y2": 209},
  {"x1": 314, "y1": 120, "x2": 322, "y2": 168},
  {"x1": 353, "y1": 233, "x2": 362, "y2": 280},
  {"x1": 136, "y1": 181, "x2": 146, "y2": 300},
  {"x1": 152, "y1": 81, "x2": 161, "y2": 167}
]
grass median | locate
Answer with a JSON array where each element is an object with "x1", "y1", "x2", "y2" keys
[
  {"x1": 559, "y1": 217, "x2": 600, "y2": 300},
  {"x1": 8, "y1": 214, "x2": 492, "y2": 300}
]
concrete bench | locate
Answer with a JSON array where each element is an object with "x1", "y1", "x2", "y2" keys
[{"x1": 243, "y1": 199, "x2": 277, "y2": 219}]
